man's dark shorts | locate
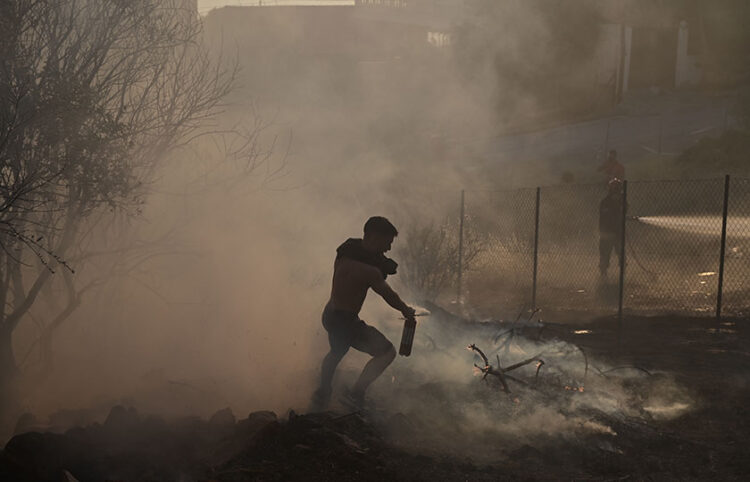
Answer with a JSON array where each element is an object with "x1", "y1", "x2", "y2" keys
[{"x1": 322, "y1": 304, "x2": 393, "y2": 357}]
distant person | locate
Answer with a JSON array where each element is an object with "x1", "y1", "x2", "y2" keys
[
  {"x1": 310, "y1": 216, "x2": 416, "y2": 411},
  {"x1": 598, "y1": 149, "x2": 625, "y2": 183},
  {"x1": 599, "y1": 178, "x2": 624, "y2": 278}
]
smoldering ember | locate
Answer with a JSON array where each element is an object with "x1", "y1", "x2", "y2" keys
[{"x1": 0, "y1": 1, "x2": 749, "y2": 481}]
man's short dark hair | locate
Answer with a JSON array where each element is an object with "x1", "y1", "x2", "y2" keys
[{"x1": 364, "y1": 216, "x2": 398, "y2": 237}]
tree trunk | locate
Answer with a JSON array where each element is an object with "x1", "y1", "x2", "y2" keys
[
  {"x1": 0, "y1": 326, "x2": 19, "y2": 428},
  {"x1": 0, "y1": 327, "x2": 17, "y2": 381}
]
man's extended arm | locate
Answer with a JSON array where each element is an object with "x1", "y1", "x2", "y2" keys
[{"x1": 370, "y1": 272, "x2": 415, "y2": 319}]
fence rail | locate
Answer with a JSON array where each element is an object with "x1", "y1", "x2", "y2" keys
[{"x1": 448, "y1": 175, "x2": 750, "y2": 319}]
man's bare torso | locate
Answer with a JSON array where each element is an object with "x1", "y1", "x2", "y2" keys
[{"x1": 329, "y1": 257, "x2": 377, "y2": 314}]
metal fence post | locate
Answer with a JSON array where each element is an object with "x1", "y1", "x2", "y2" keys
[
  {"x1": 717, "y1": 174, "x2": 731, "y2": 319},
  {"x1": 457, "y1": 189, "x2": 465, "y2": 304},
  {"x1": 532, "y1": 187, "x2": 541, "y2": 309},
  {"x1": 617, "y1": 180, "x2": 628, "y2": 331}
]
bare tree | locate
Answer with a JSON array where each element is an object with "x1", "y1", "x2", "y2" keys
[
  {"x1": 397, "y1": 218, "x2": 486, "y2": 302},
  {"x1": 0, "y1": 0, "x2": 255, "y2": 419}
]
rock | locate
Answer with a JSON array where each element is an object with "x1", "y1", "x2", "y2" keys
[
  {"x1": 209, "y1": 407, "x2": 235, "y2": 428},
  {"x1": 237, "y1": 411, "x2": 277, "y2": 437},
  {"x1": 204, "y1": 411, "x2": 280, "y2": 468},
  {"x1": 3, "y1": 432, "x2": 69, "y2": 481},
  {"x1": 103, "y1": 405, "x2": 139, "y2": 431},
  {"x1": 60, "y1": 469, "x2": 80, "y2": 481}
]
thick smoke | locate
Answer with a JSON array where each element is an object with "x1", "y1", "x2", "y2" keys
[{"x1": 6, "y1": 1, "x2": 695, "y2": 453}]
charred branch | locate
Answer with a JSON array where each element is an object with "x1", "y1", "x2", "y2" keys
[{"x1": 468, "y1": 343, "x2": 545, "y2": 393}]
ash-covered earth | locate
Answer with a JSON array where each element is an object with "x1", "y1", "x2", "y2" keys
[{"x1": 2, "y1": 308, "x2": 748, "y2": 481}]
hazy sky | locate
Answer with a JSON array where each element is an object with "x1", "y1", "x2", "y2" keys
[{"x1": 199, "y1": 0, "x2": 355, "y2": 14}]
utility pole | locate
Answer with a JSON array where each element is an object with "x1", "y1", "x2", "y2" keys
[
  {"x1": 617, "y1": 24, "x2": 626, "y2": 103},
  {"x1": 616, "y1": 3, "x2": 628, "y2": 104}
]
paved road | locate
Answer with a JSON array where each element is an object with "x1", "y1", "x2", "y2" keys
[{"x1": 466, "y1": 91, "x2": 735, "y2": 180}]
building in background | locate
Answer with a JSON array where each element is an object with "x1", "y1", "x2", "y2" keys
[
  {"x1": 202, "y1": 0, "x2": 747, "y2": 134},
  {"x1": 599, "y1": 0, "x2": 749, "y2": 93}
]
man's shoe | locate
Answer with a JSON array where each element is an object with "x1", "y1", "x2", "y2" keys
[{"x1": 340, "y1": 387, "x2": 366, "y2": 410}]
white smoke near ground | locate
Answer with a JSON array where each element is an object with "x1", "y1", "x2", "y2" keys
[{"x1": 343, "y1": 308, "x2": 696, "y2": 458}]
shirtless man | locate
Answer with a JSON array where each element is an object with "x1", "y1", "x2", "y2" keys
[{"x1": 311, "y1": 216, "x2": 415, "y2": 410}]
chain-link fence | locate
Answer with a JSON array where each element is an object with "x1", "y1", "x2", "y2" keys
[
  {"x1": 535, "y1": 183, "x2": 612, "y2": 314},
  {"x1": 723, "y1": 177, "x2": 750, "y2": 316},
  {"x1": 423, "y1": 175, "x2": 750, "y2": 318},
  {"x1": 462, "y1": 189, "x2": 537, "y2": 314},
  {"x1": 626, "y1": 179, "x2": 725, "y2": 315}
]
